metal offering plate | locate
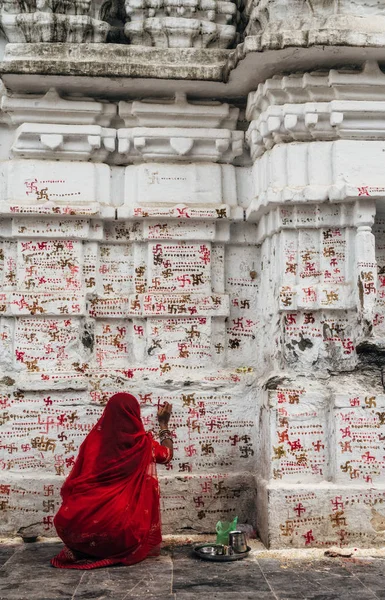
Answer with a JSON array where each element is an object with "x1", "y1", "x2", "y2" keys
[{"x1": 193, "y1": 544, "x2": 251, "y2": 562}]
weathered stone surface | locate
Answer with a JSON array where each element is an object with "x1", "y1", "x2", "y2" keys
[
  {"x1": 1, "y1": 542, "x2": 385, "y2": 600},
  {"x1": 1, "y1": 87, "x2": 117, "y2": 125},
  {"x1": 0, "y1": 13, "x2": 110, "y2": 43},
  {"x1": 2, "y1": 0, "x2": 385, "y2": 551},
  {"x1": 124, "y1": 0, "x2": 239, "y2": 48},
  {"x1": 0, "y1": 0, "x2": 111, "y2": 43}
]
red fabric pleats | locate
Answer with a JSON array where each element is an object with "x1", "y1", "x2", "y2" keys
[{"x1": 51, "y1": 393, "x2": 162, "y2": 569}]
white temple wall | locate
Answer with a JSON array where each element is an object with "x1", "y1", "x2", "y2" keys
[
  {"x1": 0, "y1": 91, "x2": 263, "y2": 538},
  {"x1": 1, "y1": 0, "x2": 385, "y2": 549}
]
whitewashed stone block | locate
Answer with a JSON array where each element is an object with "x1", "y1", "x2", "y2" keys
[
  {"x1": 120, "y1": 163, "x2": 242, "y2": 220},
  {"x1": 247, "y1": 63, "x2": 385, "y2": 121},
  {"x1": 247, "y1": 101, "x2": 385, "y2": 160},
  {"x1": 0, "y1": 161, "x2": 113, "y2": 218},
  {"x1": 14, "y1": 317, "x2": 83, "y2": 374},
  {"x1": 247, "y1": 140, "x2": 385, "y2": 221},
  {"x1": 2, "y1": 88, "x2": 116, "y2": 126},
  {"x1": 11, "y1": 123, "x2": 116, "y2": 161},
  {"x1": 160, "y1": 473, "x2": 256, "y2": 534},
  {"x1": 119, "y1": 94, "x2": 239, "y2": 129},
  {"x1": 268, "y1": 384, "x2": 328, "y2": 483},
  {"x1": 265, "y1": 482, "x2": 385, "y2": 548},
  {"x1": 256, "y1": 376, "x2": 385, "y2": 548},
  {"x1": 117, "y1": 127, "x2": 243, "y2": 163},
  {"x1": 333, "y1": 393, "x2": 385, "y2": 486}
]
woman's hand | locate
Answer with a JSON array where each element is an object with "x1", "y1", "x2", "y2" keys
[{"x1": 157, "y1": 402, "x2": 172, "y2": 428}]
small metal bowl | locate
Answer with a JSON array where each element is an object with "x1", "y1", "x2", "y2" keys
[{"x1": 200, "y1": 546, "x2": 217, "y2": 555}]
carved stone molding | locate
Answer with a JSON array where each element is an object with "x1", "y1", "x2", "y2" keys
[
  {"x1": 245, "y1": 62, "x2": 385, "y2": 159},
  {"x1": 247, "y1": 101, "x2": 385, "y2": 160},
  {"x1": 0, "y1": 0, "x2": 110, "y2": 42},
  {"x1": 117, "y1": 94, "x2": 243, "y2": 162},
  {"x1": 1, "y1": 88, "x2": 117, "y2": 125},
  {"x1": 124, "y1": 0, "x2": 239, "y2": 47},
  {"x1": 0, "y1": 1, "x2": 92, "y2": 14},
  {"x1": 117, "y1": 127, "x2": 243, "y2": 162},
  {"x1": 11, "y1": 123, "x2": 116, "y2": 161},
  {"x1": 244, "y1": 0, "x2": 385, "y2": 37},
  {"x1": 246, "y1": 62, "x2": 385, "y2": 120},
  {"x1": 119, "y1": 93, "x2": 239, "y2": 128}
]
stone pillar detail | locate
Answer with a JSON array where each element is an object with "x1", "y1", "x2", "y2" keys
[
  {"x1": 244, "y1": 0, "x2": 385, "y2": 42},
  {"x1": 124, "y1": 0, "x2": 240, "y2": 47},
  {"x1": 0, "y1": 0, "x2": 111, "y2": 42},
  {"x1": 246, "y1": 62, "x2": 385, "y2": 549}
]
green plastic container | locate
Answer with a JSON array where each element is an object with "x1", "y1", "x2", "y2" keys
[{"x1": 215, "y1": 517, "x2": 238, "y2": 545}]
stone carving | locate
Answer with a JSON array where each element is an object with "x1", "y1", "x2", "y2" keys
[
  {"x1": 0, "y1": 89, "x2": 118, "y2": 160},
  {"x1": 245, "y1": 0, "x2": 385, "y2": 38},
  {"x1": 124, "y1": 0, "x2": 239, "y2": 47},
  {"x1": 1, "y1": 88, "x2": 117, "y2": 126},
  {"x1": 247, "y1": 62, "x2": 385, "y2": 120},
  {"x1": 118, "y1": 94, "x2": 243, "y2": 162},
  {"x1": 118, "y1": 127, "x2": 243, "y2": 162},
  {"x1": 0, "y1": 0, "x2": 110, "y2": 42},
  {"x1": 247, "y1": 98, "x2": 385, "y2": 160},
  {"x1": 2, "y1": 0, "x2": 385, "y2": 550},
  {"x1": 119, "y1": 93, "x2": 239, "y2": 128},
  {"x1": 0, "y1": 1, "x2": 91, "y2": 13},
  {"x1": 11, "y1": 123, "x2": 116, "y2": 161},
  {"x1": 246, "y1": 73, "x2": 385, "y2": 160}
]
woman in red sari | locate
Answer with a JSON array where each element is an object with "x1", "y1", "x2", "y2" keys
[{"x1": 51, "y1": 393, "x2": 173, "y2": 569}]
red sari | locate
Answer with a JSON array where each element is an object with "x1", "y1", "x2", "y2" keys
[{"x1": 51, "y1": 393, "x2": 171, "y2": 569}]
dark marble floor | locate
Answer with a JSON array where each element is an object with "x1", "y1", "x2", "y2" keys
[{"x1": 0, "y1": 542, "x2": 384, "y2": 600}]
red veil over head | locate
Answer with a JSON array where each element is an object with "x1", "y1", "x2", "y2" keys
[{"x1": 52, "y1": 392, "x2": 162, "y2": 568}]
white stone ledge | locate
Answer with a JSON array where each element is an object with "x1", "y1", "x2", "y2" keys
[
  {"x1": 119, "y1": 94, "x2": 239, "y2": 129},
  {"x1": 0, "y1": 43, "x2": 231, "y2": 86},
  {"x1": 254, "y1": 204, "x2": 355, "y2": 246},
  {"x1": 117, "y1": 127, "x2": 244, "y2": 163},
  {"x1": 1, "y1": 88, "x2": 117, "y2": 126},
  {"x1": 13, "y1": 367, "x2": 256, "y2": 391},
  {"x1": 0, "y1": 472, "x2": 256, "y2": 536},
  {"x1": 87, "y1": 293, "x2": 230, "y2": 318},
  {"x1": 246, "y1": 62, "x2": 385, "y2": 121},
  {"x1": 12, "y1": 123, "x2": 116, "y2": 161},
  {"x1": 247, "y1": 100, "x2": 385, "y2": 161},
  {"x1": 0, "y1": 202, "x2": 115, "y2": 219},
  {"x1": 246, "y1": 140, "x2": 385, "y2": 222}
]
